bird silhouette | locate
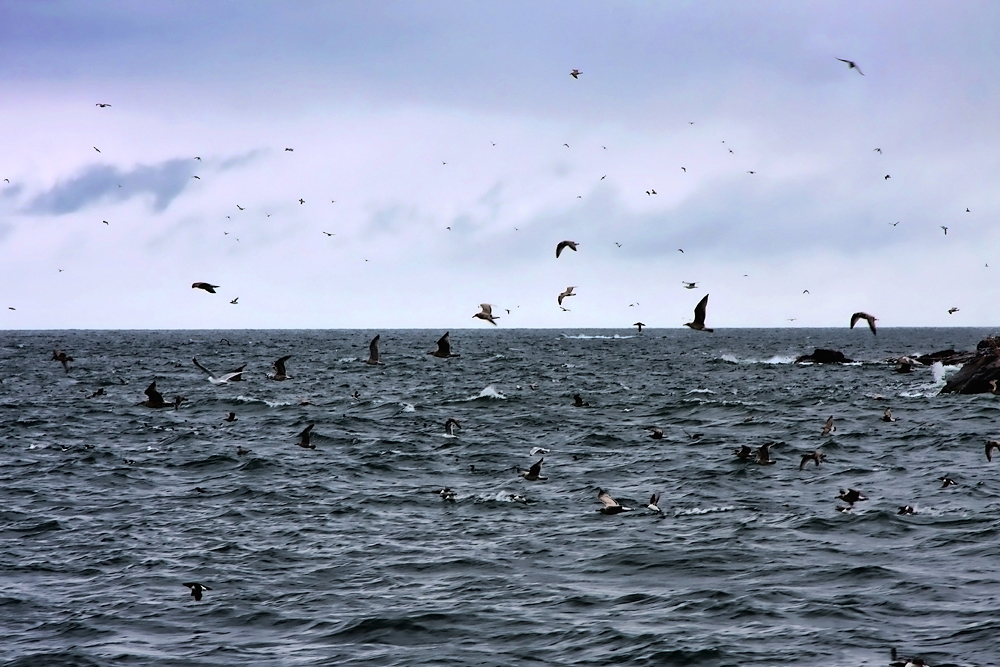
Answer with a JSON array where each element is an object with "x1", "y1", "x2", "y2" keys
[
  {"x1": 570, "y1": 69, "x2": 581, "y2": 79},
  {"x1": 836, "y1": 58, "x2": 864, "y2": 75}
]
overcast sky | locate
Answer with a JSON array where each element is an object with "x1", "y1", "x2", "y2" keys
[{"x1": 2, "y1": 1, "x2": 999, "y2": 329}]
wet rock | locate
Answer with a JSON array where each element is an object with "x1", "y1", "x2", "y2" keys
[
  {"x1": 794, "y1": 349, "x2": 853, "y2": 364},
  {"x1": 915, "y1": 349, "x2": 976, "y2": 366},
  {"x1": 940, "y1": 337, "x2": 1000, "y2": 394}
]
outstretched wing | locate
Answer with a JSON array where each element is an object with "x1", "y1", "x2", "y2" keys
[
  {"x1": 436, "y1": 332, "x2": 451, "y2": 356},
  {"x1": 145, "y1": 382, "x2": 164, "y2": 404},
  {"x1": 369, "y1": 334, "x2": 381, "y2": 363},
  {"x1": 693, "y1": 294, "x2": 709, "y2": 326},
  {"x1": 597, "y1": 489, "x2": 619, "y2": 508},
  {"x1": 273, "y1": 355, "x2": 291, "y2": 375},
  {"x1": 528, "y1": 458, "x2": 543, "y2": 477}
]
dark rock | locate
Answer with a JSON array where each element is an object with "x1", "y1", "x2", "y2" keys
[
  {"x1": 940, "y1": 337, "x2": 1000, "y2": 394},
  {"x1": 915, "y1": 349, "x2": 976, "y2": 366},
  {"x1": 795, "y1": 349, "x2": 853, "y2": 364}
]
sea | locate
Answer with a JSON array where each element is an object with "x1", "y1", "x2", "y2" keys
[{"x1": 2, "y1": 328, "x2": 999, "y2": 667}]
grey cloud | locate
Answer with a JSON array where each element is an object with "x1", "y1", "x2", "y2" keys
[
  {"x1": 26, "y1": 159, "x2": 196, "y2": 215},
  {"x1": 2, "y1": 183, "x2": 23, "y2": 199},
  {"x1": 219, "y1": 149, "x2": 267, "y2": 171}
]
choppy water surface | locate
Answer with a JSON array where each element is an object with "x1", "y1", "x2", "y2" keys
[{"x1": 2, "y1": 328, "x2": 999, "y2": 667}]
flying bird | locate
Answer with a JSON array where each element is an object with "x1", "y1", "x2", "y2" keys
[
  {"x1": 633, "y1": 322, "x2": 645, "y2": 332},
  {"x1": 192, "y1": 282, "x2": 219, "y2": 294},
  {"x1": 296, "y1": 424, "x2": 315, "y2": 449},
  {"x1": 596, "y1": 488, "x2": 633, "y2": 514},
  {"x1": 746, "y1": 171, "x2": 756, "y2": 174},
  {"x1": 884, "y1": 174, "x2": 891, "y2": 180},
  {"x1": 93, "y1": 147, "x2": 101, "y2": 152},
  {"x1": 573, "y1": 394, "x2": 590, "y2": 407},
  {"x1": 557, "y1": 286, "x2": 576, "y2": 306},
  {"x1": 51, "y1": 350, "x2": 73, "y2": 373},
  {"x1": 836, "y1": 58, "x2": 864, "y2": 75},
  {"x1": 734, "y1": 445, "x2": 752, "y2": 461},
  {"x1": 799, "y1": 450, "x2": 827, "y2": 470},
  {"x1": 802, "y1": 290, "x2": 810, "y2": 294},
  {"x1": 141, "y1": 382, "x2": 171, "y2": 408},
  {"x1": 192, "y1": 358, "x2": 245, "y2": 384},
  {"x1": 322, "y1": 232, "x2": 334, "y2": 236},
  {"x1": 837, "y1": 488, "x2": 867, "y2": 504},
  {"x1": 821, "y1": 416, "x2": 836, "y2": 436},
  {"x1": 236, "y1": 205, "x2": 244, "y2": 211},
  {"x1": 948, "y1": 307, "x2": 959, "y2": 314},
  {"x1": 939, "y1": 477, "x2": 956, "y2": 488},
  {"x1": 428, "y1": 332, "x2": 460, "y2": 358},
  {"x1": 285, "y1": 148, "x2": 294, "y2": 151},
  {"x1": 570, "y1": 69, "x2": 581, "y2": 79},
  {"x1": 881, "y1": 408, "x2": 897, "y2": 422},
  {"x1": 850, "y1": 312, "x2": 877, "y2": 335},
  {"x1": 518, "y1": 458, "x2": 547, "y2": 481},
  {"x1": 874, "y1": 148, "x2": 882, "y2": 153},
  {"x1": 444, "y1": 418, "x2": 461, "y2": 436},
  {"x1": 191, "y1": 176, "x2": 200, "y2": 179},
  {"x1": 299, "y1": 198, "x2": 305, "y2": 204},
  {"x1": 96, "y1": 103, "x2": 111, "y2": 107},
  {"x1": 366, "y1": 334, "x2": 385, "y2": 365},
  {"x1": 682, "y1": 281, "x2": 697, "y2": 289},
  {"x1": 183, "y1": 583, "x2": 211, "y2": 601},
  {"x1": 966, "y1": 208, "x2": 971, "y2": 212},
  {"x1": 270, "y1": 355, "x2": 291, "y2": 380},
  {"x1": 684, "y1": 294, "x2": 713, "y2": 332},
  {"x1": 755, "y1": 443, "x2": 776, "y2": 465},
  {"x1": 940, "y1": 226, "x2": 948, "y2": 235},
  {"x1": 230, "y1": 297, "x2": 238, "y2": 305},
  {"x1": 681, "y1": 167, "x2": 686, "y2": 172},
  {"x1": 473, "y1": 303, "x2": 499, "y2": 325},
  {"x1": 645, "y1": 494, "x2": 662, "y2": 513},
  {"x1": 677, "y1": 248, "x2": 684, "y2": 253},
  {"x1": 556, "y1": 240, "x2": 578, "y2": 258}
]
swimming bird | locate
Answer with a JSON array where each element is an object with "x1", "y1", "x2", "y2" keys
[
  {"x1": 192, "y1": 282, "x2": 219, "y2": 294},
  {"x1": 573, "y1": 394, "x2": 589, "y2": 407},
  {"x1": 51, "y1": 350, "x2": 73, "y2": 373},
  {"x1": 645, "y1": 494, "x2": 662, "y2": 512},
  {"x1": 183, "y1": 582, "x2": 211, "y2": 601},
  {"x1": 141, "y1": 382, "x2": 171, "y2": 408},
  {"x1": 557, "y1": 286, "x2": 576, "y2": 306},
  {"x1": 939, "y1": 476, "x2": 956, "y2": 488},
  {"x1": 649, "y1": 427, "x2": 663, "y2": 440},
  {"x1": 734, "y1": 445, "x2": 753, "y2": 461},
  {"x1": 850, "y1": 312, "x2": 877, "y2": 335},
  {"x1": 570, "y1": 69, "x2": 581, "y2": 79},
  {"x1": 882, "y1": 408, "x2": 897, "y2": 422},
  {"x1": 634, "y1": 322, "x2": 645, "y2": 332},
  {"x1": 755, "y1": 442, "x2": 776, "y2": 465},
  {"x1": 193, "y1": 358, "x2": 245, "y2": 384},
  {"x1": 821, "y1": 416, "x2": 836, "y2": 436},
  {"x1": 556, "y1": 240, "x2": 578, "y2": 258},
  {"x1": 986, "y1": 440, "x2": 1000, "y2": 462},
  {"x1": 366, "y1": 334, "x2": 384, "y2": 365},
  {"x1": 518, "y1": 458, "x2": 547, "y2": 481},
  {"x1": 224, "y1": 412, "x2": 237, "y2": 422},
  {"x1": 682, "y1": 281, "x2": 697, "y2": 289},
  {"x1": 86, "y1": 388, "x2": 105, "y2": 398},
  {"x1": 428, "y1": 332, "x2": 460, "y2": 358},
  {"x1": 438, "y1": 488, "x2": 456, "y2": 502},
  {"x1": 296, "y1": 424, "x2": 315, "y2": 449},
  {"x1": 230, "y1": 297, "x2": 238, "y2": 305},
  {"x1": 596, "y1": 488, "x2": 633, "y2": 514},
  {"x1": 799, "y1": 450, "x2": 826, "y2": 470},
  {"x1": 270, "y1": 355, "x2": 291, "y2": 380},
  {"x1": 836, "y1": 58, "x2": 864, "y2": 75},
  {"x1": 684, "y1": 294, "x2": 713, "y2": 332},
  {"x1": 445, "y1": 418, "x2": 461, "y2": 436},
  {"x1": 948, "y1": 307, "x2": 959, "y2": 314},
  {"x1": 236, "y1": 445, "x2": 250, "y2": 455},
  {"x1": 897, "y1": 505, "x2": 915, "y2": 515},
  {"x1": 473, "y1": 303, "x2": 499, "y2": 326},
  {"x1": 837, "y1": 488, "x2": 867, "y2": 504}
]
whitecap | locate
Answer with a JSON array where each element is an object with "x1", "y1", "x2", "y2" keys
[
  {"x1": 561, "y1": 333, "x2": 635, "y2": 340},
  {"x1": 399, "y1": 402, "x2": 416, "y2": 412},
  {"x1": 674, "y1": 505, "x2": 738, "y2": 516},
  {"x1": 463, "y1": 385, "x2": 507, "y2": 401},
  {"x1": 529, "y1": 447, "x2": 549, "y2": 456},
  {"x1": 338, "y1": 357, "x2": 357, "y2": 363},
  {"x1": 234, "y1": 395, "x2": 294, "y2": 408},
  {"x1": 686, "y1": 388, "x2": 716, "y2": 395}
]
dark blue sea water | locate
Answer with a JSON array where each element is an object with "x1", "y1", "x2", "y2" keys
[{"x1": 2, "y1": 328, "x2": 999, "y2": 667}]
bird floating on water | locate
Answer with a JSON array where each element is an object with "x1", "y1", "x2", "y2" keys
[
  {"x1": 649, "y1": 427, "x2": 663, "y2": 440},
  {"x1": 573, "y1": 394, "x2": 589, "y2": 407},
  {"x1": 850, "y1": 312, "x2": 877, "y2": 335},
  {"x1": 224, "y1": 412, "x2": 237, "y2": 422},
  {"x1": 183, "y1": 582, "x2": 211, "y2": 601},
  {"x1": 473, "y1": 304, "x2": 499, "y2": 326},
  {"x1": 556, "y1": 240, "x2": 578, "y2": 258},
  {"x1": 684, "y1": 294, "x2": 713, "y2": 332},
  {"x1": 192, "y1": 282, "x2": 219, "y2": 294}
]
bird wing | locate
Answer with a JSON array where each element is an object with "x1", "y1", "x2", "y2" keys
[
  {"x1": 693, "y1": 294, "x2": 709, "y2": 326},
  {"x1": 369, "y1": 335, "x2": 380, "y2": 362},
  {"x1": 299, "y1": 424, "x2": 314, "y2": 438},
  {"x1": 192, "y1": 358, "x2": 214, "y2": 377},
  {"x1": 218, "y1": 371, "x2": 242, "y2": 383},
  {"x1": 145, "y1": 382, "x2": 164, "y2": 404},
  {"x1": 597, "y1": 489, "x2": 619, "y2": 508},
  {"x1": 479, "y1": 304, "x2": 493, "y2": 316},
  {"x1": 436, "y1": 332, "x2": 451, "y2": 355},
  {"x1": 528, "y1": 458, "x2": 543, "y2": 477},
  {"x1": 850, "y1": 312, "x2": 865, "y2": 329},
  {"x1": 273, "y1": 355, "x2": 291, "y2": 375}
]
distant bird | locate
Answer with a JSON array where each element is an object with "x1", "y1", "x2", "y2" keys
[
  {"x1": 557, "y1": 286, "x2": 576, "y2": 306},
  {"x1": 649, "y1": 427, "x2": 663, "y2": 440},
  {"x1": 299, "y1": 198, "x2": 305, "y2": 204},
  {"x1": 224, "y1": 412, "x2": 237, "y2": 422},
  {"x1": 821, "y1": 416, "x2": 836, "y2": 436},
  {"x1": 799, "y1": 450, "x2": 826, "y2": 470},
  {"x1": 518, "y1": 458, "x2": 547, "y2": 481},
  {"x1": 473, "y1": 303, "x2": 499, "y2": 326},
  {"x1": 836, "y1": 58, "x2": 864, "y2": 75},
  {"x1": 236, "y1": 205, "x2": 244, "y2": 211},
  {"x1": 684, "y1": 294, "x2": 713, "y2": 332},
  {"x1": 86, "y1": 388, "x2": 105, "y2": 398},
  {"x1": 682, "y1": 281, "x2": 697, "y2": 289},
  {"x1": 874, "y1": 148, "x2": 882, "y2": 153},
  {"x1": 194, "y1": 157, "x2": 201, "y2": 161},
  {"x1": 141, "y1": 382, "x2": 171, "y2": 408},
  {"x1": 890, "y1": 221, "x2": 899, "y2": 226},
  {"x1": 8, "y1": 307, "x2": 15, "y2": 310},
  {"x1": 573, "y1": 394, "x2": 589, "y2": 407},
  {"x1": 183, "y1": 583, "x2": 211, "y2": 601},
  {"x1": 230, "y1": 297, "x2": 238, "y2": 305},
  {"x1": 191, "y1": 176, "x2": 200, "y2": 179},
  {"x1": 633, "y1": 322, "x2": 645, "y2": 332},
  {"x1": 596, "y1": 488, "x2": 633, "y2": 514},
  {"x1": 296, "y1": 424, "x2": 315, "y2": 449},
  {"x1": 237, "y1": 445, "x2": 250, "y2": 455},
  {"x1": 681, "y1": 167, "x2": 686, "y2": 172},
  {"x1": 193, "y1": 358, "x2": 244, "y2": 384},
  {"x1": 556, "y1": 240, "x2": 579, "y2": 258},
  {"x1": 941, "y1": 226, "x2": 948, "y2": 235},
  {"x1": 882, "y1": 408, "x2": 897, "y2": 422},
  {"x1": 939, "y1": 477, "x2": 956, "y2": 488},
  {"x1": 601, "y1": 175, "x2": 606, "y2": 180},
  {"x1": 93, "y1": 147, "x2": 100, "y2": 152},
  {"x1": 102, "y1": 220, "x2": 109, "y2": 224},
  {"x1": 966, "y1": 208, "x2": 970, "y2": 212},
  {"x1": 51, "y1": 350, "x2": 73, "y2": 373},
  {"x1": 270, "y1": 355, "x2": 291, "y2": 380},
  {"x1": 564, "y1": 143, "x2": 570, "y2": 148},
  {"x1": 96, "y1": 103, "x2": 111, "y2": 107},
  {"x1": 614, "y1": 242, "x2": 621, "y2": 247},
  {"x1": 445, "y1": 418, "x2": 461, "y2": 436},
  {"x1": 285, "y1": 148, "x2": 294, "y2": 151},
  {"x1": 677, "y1": 248, "x2": 684, "y2": 253},
  {"x1": 428, "y1": 332, "x2": 460, "y2": 358},
  {"x1": 850, "y1": 312, "x2": 877, "y2": 335},
  {"x1": 838, "y1": 488, "x2": 867, "y2": 504},
  {"x1": 746, "y1": 171, "x2": 756, "y2": 174},
  {"x1": 734, "y1": 445, "x2": 753, "y2": 461},
  {"x1": 322, "y1": 232, "x2": 334, "y2": 236},
  {"x1": 802, "y1": 290, "x2": 810, "y2": 294},
  {"x1": 755, "y1": 442, "x2": 776, "y2": 465},
  {"x1": 645, "y1": 494, "x2": 662, "y2": 513},
  {"x1": 366, "y1": 334, "x2": 384, "y2": 365},
  {"x1": 570, "y1": 69, "x2": 581, "y2": 79},
  {"x1": 897, "y1": 505, "x2": 915, "y2": 515},
  {"x1": 438, "y1": 488, "x2": 456, "y2": 502},
  {"x1": 192, "y1": 282, "x2": 219, "y2": 294},
  {"x1": 3, "y1": 178, "x2": 8, "y2": 183},
  {"x1": 986, "y1": 440, "x2": 1000, "y2": 462},
  {"x1": 647, "y1": 189, "x2": 657, "y2": 195}
]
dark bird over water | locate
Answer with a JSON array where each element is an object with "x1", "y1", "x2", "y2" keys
[
  {"x1": 649, "y1": 427, "x2": 663, "y2": 440},
  {"x1": 51, "y1": 350, "x2": 73, "y2": 373},
  {"x1": 183, "y1": 582, "x2": 211, "y2": 601},
  {"x1": 898, "y1": 505, "x2": 915, "y2": 515},
  {"x1": 939, "y1": 477, "x2": 956, "y2": 488},
  {"x1": 838, "y1": 488, "x2": 867, "y2": 504},
  {"x1": 473, "y1": 304, "x2": 499, "y2": 326},
  {"x1": 141, "y1": 382, "x2": 170, "y2": 408},
  {"x1": 192, "y1": 282, "x2": 219, "y2": 294},
  {"x1": 596, "y1": 488, "x2": 633, "y2": 514},
  {"x1": 633, "y1": 322, "x2": 645, "y2": 332},
  {"x1": 986, "y1": 440, "x2": 1000, "y2": 462},
  {"x1": 645, "y1": 494, "x2": 661, "y2": 513},
  {"x1": 224, "y1": 412, "x2": 237, "y2": 422},
  {"x1": 296, "y1": 424, "x2": 315, "y2": 449},
  {"x1": 428, "y1": 332, "x2": 460, "y2": 358},
  {"x1": 684, "y1": 294, "x2": 713, "y2": 332},
  {"x1": 519, "y1": 458, "x2": 547, "y2": 481},
  {"x1": 556, "y1": 240, "x2": 578, "y2": 258},
  {"x1": 836, "y1": 58, "x2": 864, "y2": 75},
  {"x1": 734, "y1": 445, "x2": 753, "y2": 461},
  {"x1": 799, "y1": 450, "x2": 827, "y2": 470},
  {"x1": 573, "y1": 394, "x2": 589, "y2": 407},
  {"x1": 756, "y1": 442, "x2": 776, "y2": 465},
  {"x1": 882, "y1": 408, "x2": 897, "y2": 422},
  {"x1": 850, "y1": 312, "x2": 877, "y2": 335},
  {"x1": 271, "y1": 355, "x2": 291, "y2": 380},
  {"x1": 821, "y1": 416, "x2": 836, "y2": 436},
  {"x1": 366, "y1": 334, "x2": 384, "y2": 365},
  {"x1": 445, "y1": 418, "x2": 461, "y2": 436}
]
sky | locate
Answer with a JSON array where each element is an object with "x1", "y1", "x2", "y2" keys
[{"x1": 2, "y1": 1, "x2": 1000, "y2": 329}]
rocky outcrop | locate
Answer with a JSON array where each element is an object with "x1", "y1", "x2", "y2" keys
[
  {"x1": 916, "y1": 349, "x2": 976, "y2": 366},
  {"x1": 940, "y1": 337, "x2": 1000, "y2": 394},
  {"x1": 795, "y1": 349, "x2": 853, "y2": 364}
]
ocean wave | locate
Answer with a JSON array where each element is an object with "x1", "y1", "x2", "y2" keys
[
  {"x1": 719, "y1": 353, "x2": 796, "y2": 364},
  {"x1": 561, "y1": 333, "x2": 635, "y2": 339},
  {"x1": 234, "y1": 395, "x2": 295, "y2": 408},
  {"x1": 462, "y1": 385, "x2": 506, "y2": 401}
]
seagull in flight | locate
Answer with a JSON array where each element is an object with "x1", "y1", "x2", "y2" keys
[
  {"x1": 941, "y1": 226, "x2": 948, "y2": 235},
  {"x1": 95, "y1": 103, "x2": 111, "y2": 108},
  {"x1": 285, "y1": 148, "x2": 294, "y2": 151},
  {"x1": 93, "y1": 147, "x2": 101, "y2": 153},
  {"x1": 874, "y1": 148, "x2": 882, "y2": 154},
  {"x1": 230, "y1": 297, "x2": 238, "y2": 305},
  {"x1": 570, "y1": 69, "x2": 581, "y2": 79},
  {"x1": 556, "y1": 240, "x2": 578, "y2": 258},
  {"x1": 298, "y1": 198, "x2": 305, "y2": 205},
  {"x1": 557, "y1": 286, "x2": 576, "y2": 306},
  {"x1": 850, "y1": 311, "x2": 877, "y2": 335},
  {"x1": 682, "y1": 281, "x2": 697, "y2": 289},
  {"x1": 948, "y1": 307, "x2": 959, "y2": 314},
  {"x1": 322, "y1": 232, "x2": 334, "y2": 236},
  {"x1": 192, "y1": 282, "x2": 219, "y2": 294},
  {"x1": 684, "y1": 294, "x2": 713, "y2": 332},
  {"x1": 473, "y1": 303, "x2": 499, "y2": 326},
  {"x1": 836, "y1": 58, "x2": 864, "y2": 75}
]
